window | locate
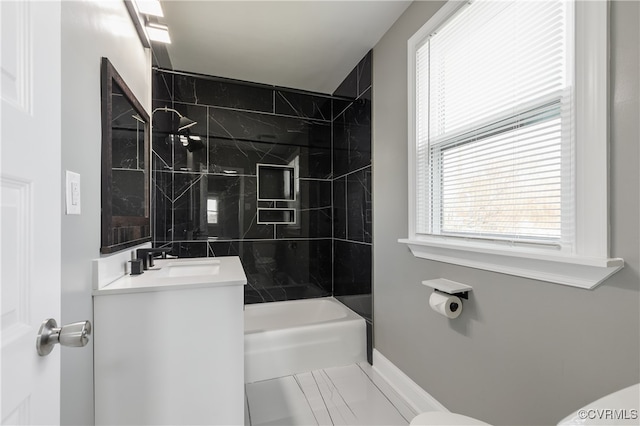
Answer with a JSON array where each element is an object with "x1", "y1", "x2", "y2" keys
[
  {"x1": 207, "y1": 198, "x2": 218, "y2": 224},
  {"x1": 401, "y1": 0, "x2": 623, "y2": 289}
]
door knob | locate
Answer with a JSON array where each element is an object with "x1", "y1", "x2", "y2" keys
[{"x1": 36, "y1": 318, "x2": 92, "y2": 356}]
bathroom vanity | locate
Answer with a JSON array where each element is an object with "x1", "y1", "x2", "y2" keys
[{"x1": 93, "y1": 255, "x2": 247, "y2": 425}]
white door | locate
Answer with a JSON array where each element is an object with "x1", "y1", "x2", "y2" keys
[{"x1": 1, "y1": 0, "x2": 62, "y2": 424}]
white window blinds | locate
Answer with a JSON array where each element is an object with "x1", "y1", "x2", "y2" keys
[{"x1": 415, "y1": 0, "x2": 573, "y2": 245}]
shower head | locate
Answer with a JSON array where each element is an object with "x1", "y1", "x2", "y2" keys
[
  {"x1": 152, "y1": 106, "x2": 198, "y2": 132},
  {"x1": 177, "y1": 115, "x2": 197, "y2": 132}
]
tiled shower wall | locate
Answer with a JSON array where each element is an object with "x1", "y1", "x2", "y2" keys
[
  {"x1": 332, "y1": 53, "x2": 373, "y2": 360},
  {"x1": 152, "y1": 69, "x2": 334, "y2": 303},
  {"x1": 151, "y1": 52, "x2": 371, "y2": 315}
]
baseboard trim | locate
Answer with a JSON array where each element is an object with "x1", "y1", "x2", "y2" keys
[{"x1": 372, "y1": 349, "x2": 449, "y2": 414}]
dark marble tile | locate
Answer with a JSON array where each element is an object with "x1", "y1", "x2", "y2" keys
[
  {"x1": 303, "y1": 146, "x2": 332, "y2": 179},
  {"x1": 172, "y1": 173, "x2": 206, "y2": 240},
  {"x1": 151, "y1": 100, "x2": 176, "y2": 134},
  {"x1": 347, "y1": 167, "x2": 372, "y2": 243},
  {"x1": 334, "y1": 66, "x2": 358, "y2": 99},
  {"x1": 169, "y1": 241, "x2": 208, "y2": 258},
  {"x1": 274, "y1": 179, "x2": 332, "y2": 238},
  {"x1": 170, "y1": 173, "x2": 274, "y2": 241},
  {"x1": 152, "y1": 133, "x2": 173, "y2": 171},
  {"x1": 244, "y1": 287, "x2": 273, "y2": 304},
  {"x1": 357, "y1": 51, "x2": 372, "y2": 97},
  {"x1": 205, "y1": 174, "x2": 273, "y2": 240},
  {"x1": 173, "y1": 134, "x2": 208, "y2": 173},
  {"x1": 299, "y1": 179, "x2": 332, "y2": 209},
  {"x1": 209, "y1": 239, "x2": 332, "y2": 303},
  {"x1": 332, "y1": 99, "x2": 353, "y2": 120},
  {"x1": 111, "y1": 169, "x2": 145, "y2": 217},
  {"x1": 153, "y1": 170, "x2": 173, "y2": 242},
  {"x1": 151, "y1": 102, "x2": 176, "y2": 172},
  {"x1": 111, "y1": 92, "x2": 138, "y2": 127},
  {"x1": 207, "y1": 241, "x2": 239, "y2": 257},
  {"x1": 360, "y1": 84, "x2": 372, "y2": 102},
  {"x1": 112, "y1": 128, "x2": 144, "y2": 170},
  {"x1": 245, "y1": 284, "x2": 329, "y2": 304},
  {"x1": 173, "y1": 73, "x2": 273, "y2": 112},
  {"x1": 277, "y1": 208, "x2": 332, "y2": 238},
  {"x1": 111, "y1": 92, "x2": 146, "y2": 170},
  {"x1": 333, "y1": 240, "x2": 371, "y2": 297},
  {"x1": 149, "y1": 67, "x2": 377, "y2": 310},
  {"x1": 333, "y1": 177, "x2": 346, "y2": 240},
  {"x1": 152, "y1": 70, "x2": 172, "y2": 102},
  {"x1": 170, "y1": 103, "x2": 208, "y2": 172},
  {"x1": 265, "y1": 239, "x2": 332, "y2": 298},
  {"x1": 333, "y1": 90, "x2": 371, "y2": 177},
  {"x1": 152, "y1": 101, "x2": 208, "y2": 169},
  {"x1": 151, "y1": 99, "x2": 177, "y2": 172},
  {"x1": 208, "y1": 107, "x2": 330, "y2": 149},
  {"x1": 275, "y1": 91, "x2": 332, "y2": 121},
  {"x1": 336, "y1": 294, "x2": 372, "y2": 322},
  {"x1": 208, "y1": 108, "x2": 331, "y2": 178}
]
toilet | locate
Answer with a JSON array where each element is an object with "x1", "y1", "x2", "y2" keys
[
  {"x1": 411, "y1": 411, "x2": 491, "y2": 425},
  {"x1": 557, "y1": 383, "x2": 639, "y2": 425},
  {"x1": 411, "y1": 383, "x2": 640, "y2": 425}
]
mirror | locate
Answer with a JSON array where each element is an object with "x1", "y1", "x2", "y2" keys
[{"x1": 100, "y1": 57, "x2": 151, "y2": 253}]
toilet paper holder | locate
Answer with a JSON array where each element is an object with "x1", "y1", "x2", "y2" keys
[{"x1": 422, "y1": 278, "x2": 472, "y2": 299}]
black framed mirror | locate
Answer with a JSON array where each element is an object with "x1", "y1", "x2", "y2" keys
[{"x1": 100, "y1": 57, "x2": 151, "y2": 253}]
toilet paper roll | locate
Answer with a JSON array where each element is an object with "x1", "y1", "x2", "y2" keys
[{"x1": 429, "y1": 292, "x2": 462, "y2": 319}]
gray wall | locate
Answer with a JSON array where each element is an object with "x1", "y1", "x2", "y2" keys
[
  {"x1": 61, "y1": 2, "x2": 150, "y2": 424},
  {"x1": 372, "y1": 1, "x2": 639, "y2": 425}
]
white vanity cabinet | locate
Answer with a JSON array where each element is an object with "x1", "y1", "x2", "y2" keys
[{"x1": 93, "y1": 256, "x2": 246, "y2": 425}]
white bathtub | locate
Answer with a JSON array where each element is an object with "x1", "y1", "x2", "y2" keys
[{"x1": 244, "y1": 297, "x2": 367, "y2": 383}]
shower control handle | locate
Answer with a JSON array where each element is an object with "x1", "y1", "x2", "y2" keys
[{"x1": 36, "y1": 318, "x2": 92, "y2": 356}]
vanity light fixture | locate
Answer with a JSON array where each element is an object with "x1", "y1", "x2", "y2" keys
[
  {"x1": 124, "y1": 0, "x2": 169, "y2": 48},
  {"x1": 145, "y1": 22, "x2": 171, "y2": 44},
  {"x1": 134, "y1": 0, "x2": 164, "y2": 17}
]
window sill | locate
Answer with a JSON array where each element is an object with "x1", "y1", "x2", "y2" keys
[{"x1": 398, "y1": 238, "x2": 624, "y2": 290}]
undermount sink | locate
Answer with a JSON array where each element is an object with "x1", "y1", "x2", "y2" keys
[{"x1": 159, "y1": 259, "x2": 221, "y2": 277}]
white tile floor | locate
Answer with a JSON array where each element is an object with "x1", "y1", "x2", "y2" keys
[{"x1": 245, "y1": 363, "x2": 433, "y2": 426}]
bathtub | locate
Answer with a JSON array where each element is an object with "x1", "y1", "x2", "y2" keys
[{"x1": 244, "y1": 297, "x2": 367, "y2": 383}]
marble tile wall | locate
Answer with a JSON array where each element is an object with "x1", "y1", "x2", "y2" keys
[
  {"x1": 152, "y1": 69, "x2": 334, "y2": 303},
  {"x1": 332, "y1": 51, "x2": 373, "y2": 362},
  {"x1": 151, "y1": 51, "x2": 372, "y2": 328}
]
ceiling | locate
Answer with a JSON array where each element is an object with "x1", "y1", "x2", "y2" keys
[{"x1": 156, "y1": 1, "x2": 412, "y2": 94}]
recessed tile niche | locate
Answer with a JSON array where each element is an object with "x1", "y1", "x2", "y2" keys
[
  {"x1": 257, "y1": 164, "x2": 295, "y2": 201},
  {"x1": 151, "y1": 52, "x2": 372, "y2": 354}
]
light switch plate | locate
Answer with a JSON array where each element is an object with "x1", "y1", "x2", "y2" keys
[{"x1": 65, "y1": 170, "x2": 81, "y2": 215}]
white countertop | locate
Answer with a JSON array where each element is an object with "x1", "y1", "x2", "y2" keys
[{"x1": 93, "y1": 256, "x2": 247, "y2": 296}]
